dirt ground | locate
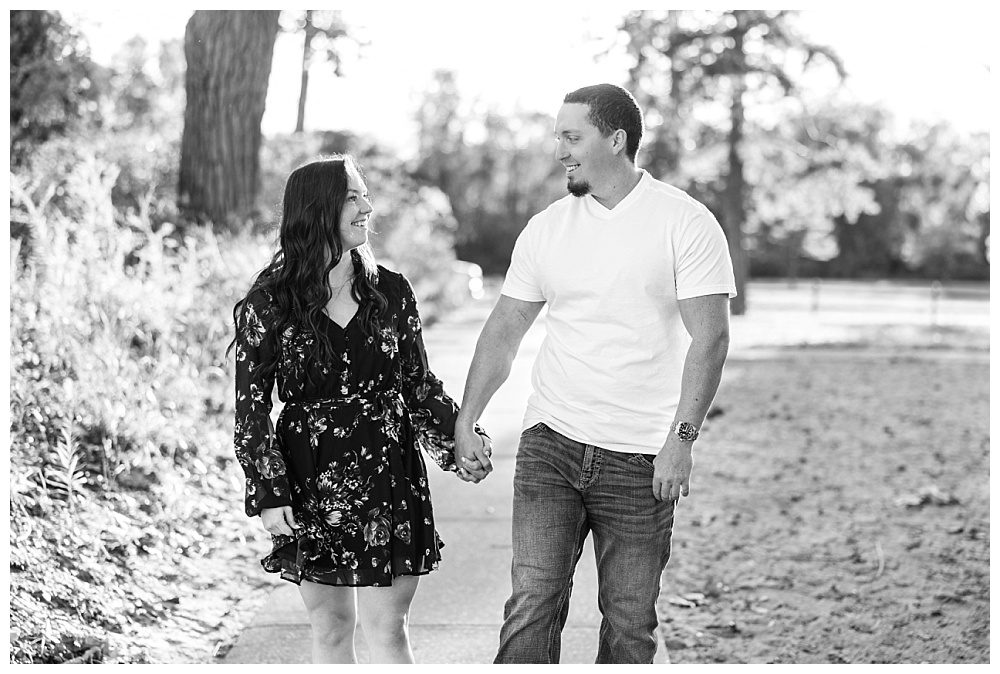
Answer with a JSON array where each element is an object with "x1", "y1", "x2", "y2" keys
[{"x1": 657, "y1": 351, "x2": 990, "y2": 664}]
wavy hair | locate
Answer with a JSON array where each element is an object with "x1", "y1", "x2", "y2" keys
[{"x1": 228, "y1": 155, "x2": 388, "y2": 381}]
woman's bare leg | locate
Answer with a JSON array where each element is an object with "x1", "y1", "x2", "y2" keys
[
  {"x1": 357, "y1": 575, "x2": 420, "y2": 664},
  {"x1": 298, "y1": 581, "x2": 358, "y2": 663}
]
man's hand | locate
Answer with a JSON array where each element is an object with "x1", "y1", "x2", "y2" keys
[
  {"x1": 455, "y1": 425, "x2": 493, "y2": 483},
  {"x1": 261, "y1": 506, "x2": 299, "y2": 536},
  {"x1": 652, "y1": 437, "x2": 693, "y2": 502}
]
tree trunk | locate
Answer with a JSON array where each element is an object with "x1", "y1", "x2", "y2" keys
[
  {"x1": 978, "y1": 210, "x2": 990, "y2": 264},
  {"x1": 721, "y1": 14, "x2": 749, "y2": 315},
  {"x1": 295, "y1": 10, "x2": 318, "y2": 133},
  {"x1": 178, "y1": 10, "x2": 279, "y2": 227},
  {"x1": 663, "y1": 11, "x2": 685, "y2": 178}
]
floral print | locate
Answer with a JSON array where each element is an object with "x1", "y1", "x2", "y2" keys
[{"x1": 234, "y1": 266, "x2": 486, "y2": 587}]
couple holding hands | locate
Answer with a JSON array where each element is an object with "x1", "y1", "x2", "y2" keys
[{"x1": 232, "y1": 84, "x2": 736, "y2": 664}]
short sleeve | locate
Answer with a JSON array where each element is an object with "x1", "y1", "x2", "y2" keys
[
  {"x1": 500, "y1": 217, "x2": 546, "y2": 302},
  {"x1": 675, "y1": 208, "x2": 738, "y2": 300}
]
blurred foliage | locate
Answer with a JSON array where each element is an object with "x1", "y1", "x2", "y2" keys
[
  {"x1": 412, "y1": 70, "x2": 564, "y2": 274},
  {"x1": 9, "y1": 10, "x2": 105, "y2": 166},
  {"x1": 616, "y1": 9, "x2": 988, "y2": 282},
  {"x1": 895, "y1": 125, "x2": 990, "y2": 279}
]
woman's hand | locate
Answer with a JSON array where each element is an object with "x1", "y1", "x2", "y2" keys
[
  {"x1": 455, "y1": 430, "x2": 493, "y2": 483},
  {"x1": 261, "y1": 506, "x2": 299, "y2": 536}
]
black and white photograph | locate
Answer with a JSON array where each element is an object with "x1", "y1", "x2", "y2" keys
[{"x1": 7, "y1": 4, "x2": 991, "y2": 666}]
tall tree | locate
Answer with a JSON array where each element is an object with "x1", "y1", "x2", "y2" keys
[
  {"x1": 280, "y1": 10, "x2": 354, "y2": 133},
  {"x1": 621, "y1": 10, "x2": 845, "y2": 313},
  {"x1": 178, "y1": 10, "x2": 279, "y2": 227}
]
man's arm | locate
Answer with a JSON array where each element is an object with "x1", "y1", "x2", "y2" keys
[
  {"x1": 455, "y1": 295, "x2": 545, "y2": 481},
  {"x1": 652, "y1": 294, "x2": 731, "y2": 502}
]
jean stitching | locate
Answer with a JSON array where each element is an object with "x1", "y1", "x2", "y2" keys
[
  {"x1": 521, "y1": 424, "x2": 545, "y2": 438},
  {"x1": 580, "y1": 446, "x2": 604, "y2": 491},
  {"x1": 578, "y1": 445, "x2": 594, "y2": 489},
  {"x1": 547, "y1": 509, "x2": 588, "y2": 663},
  {"x1": 628, "y1": 453, "x2": 655, "y2": 471}
]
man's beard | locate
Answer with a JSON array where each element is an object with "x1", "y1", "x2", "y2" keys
[{"x1": 567, "y1": 178, "x2": 590, "y2": 197}]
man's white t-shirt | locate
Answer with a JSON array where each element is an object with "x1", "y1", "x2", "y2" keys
[{"x1": 501, "y1": 169, "x2": 737, "y2": 455}]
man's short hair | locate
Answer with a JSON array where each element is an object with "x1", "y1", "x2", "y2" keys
[{"x1": 563, "y1": 84, "x2": 644, "y2": 162}]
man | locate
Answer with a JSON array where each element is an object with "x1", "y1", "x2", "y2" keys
[{"x1": 453, "y1": 83, "x2": 736, "y2": 664}]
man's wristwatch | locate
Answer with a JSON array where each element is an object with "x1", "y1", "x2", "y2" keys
[{"x1": 671, "y1": 421, "x2": 700, "y2": 442}]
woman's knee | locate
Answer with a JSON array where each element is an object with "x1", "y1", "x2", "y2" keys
[
  {"x1": 300, "y1": 587, "x2": 357, "y2": 641},
  {"x1": 361, "y1": 608, "x2": 409, "y2": 642},
  {"x1": 309, "y1": 604, "x2": 356, "y2": 643}
]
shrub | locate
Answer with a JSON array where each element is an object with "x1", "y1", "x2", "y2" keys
[{"x1": 10, "y1": 148, "x2": 267, "y2": 663}]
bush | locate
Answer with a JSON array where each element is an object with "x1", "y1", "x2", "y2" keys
[{"x1": 10, "y1": 148, "x2": 268, "y2": 663}]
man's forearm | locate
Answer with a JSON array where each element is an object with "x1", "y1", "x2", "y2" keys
[
  {"x1": 456, "y1": 326, "x2": 518, "y2": 429},
  {"x1": 672, "y1": 333, "x2": 730, "y2": 430}
]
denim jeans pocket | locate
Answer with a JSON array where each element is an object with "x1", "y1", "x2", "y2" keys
[
  {"x1": 627, "y1": 453, "x2": 656, "y2": 472},
  {"x1": 520, "y1": 422, "x2": 548, "y2": 437}
]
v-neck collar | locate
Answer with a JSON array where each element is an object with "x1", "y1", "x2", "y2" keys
[
  {"x1": 321, "y1": 307, "x2": 359, "y2": 331},
  {"x1": 585, "y1": 169, "x2": 650, "y2": 220}
]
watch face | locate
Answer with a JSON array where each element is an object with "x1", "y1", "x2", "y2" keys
[{"x1": 675, "y1": 422, "x2": 698, "y2": 441}]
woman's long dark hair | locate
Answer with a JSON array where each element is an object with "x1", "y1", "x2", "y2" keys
[{"x1": 228, "y1": 155, "x2": 388, "y2": 381}]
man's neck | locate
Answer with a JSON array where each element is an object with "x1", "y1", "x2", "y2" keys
[{"x1": 590, "y1": 165, "x2": 643, "y2": 210}]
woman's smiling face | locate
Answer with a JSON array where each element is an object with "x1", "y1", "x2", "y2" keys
[{"x1": 338, "y1": 164, "x2": 373, "y2": 250}]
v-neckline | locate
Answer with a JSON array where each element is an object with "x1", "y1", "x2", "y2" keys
[{"x1": 322, "y1": 307, "x2": 358, "y2": 331}]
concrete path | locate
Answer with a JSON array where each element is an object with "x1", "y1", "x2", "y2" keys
[{"x1": 223, "y1": 295, "x2": 670, "y2": 664}]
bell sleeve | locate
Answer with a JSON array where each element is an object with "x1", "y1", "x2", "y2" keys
[
  {"x1": 397, "y1": 275, "x2": 488, "y2": 472},
  {"x1": 233, "y1": 291, "x2": 292, "y2": 517}
]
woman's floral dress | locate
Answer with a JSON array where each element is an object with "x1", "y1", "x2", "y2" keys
[{"x1": 233, "y1": 266, "x2": 485, "y2": 586}]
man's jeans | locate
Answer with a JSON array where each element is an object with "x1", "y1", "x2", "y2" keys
[{"x1": 494, "y1": 423, "x2": 675, "y2": 664}]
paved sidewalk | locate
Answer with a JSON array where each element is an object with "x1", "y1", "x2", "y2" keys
[{"x1": 223, "y1": 297, "x2": 671, "y2": 664}]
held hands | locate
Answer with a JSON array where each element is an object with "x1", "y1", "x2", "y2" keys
[
  {"x1": 652, "y1": 437, "x2": 694, "y2": 502},
  {"x1": 261, "y1": 505, "x2": 299, "y2": 537},
  {"x1": 454, "y1": 425, "x2": 493, "y2": 484}
]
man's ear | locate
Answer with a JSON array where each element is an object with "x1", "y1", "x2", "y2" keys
[{"x1": 611, "y1": 129, "x2": 628, "y2": 156}]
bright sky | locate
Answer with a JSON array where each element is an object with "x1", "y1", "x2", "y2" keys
[{"x1": 72, "y1": 4, "x2": 992, "y2": 155}]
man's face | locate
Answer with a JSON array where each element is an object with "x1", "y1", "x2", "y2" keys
[{"x1": 553, "y1": 102, "x2": 613, "y2": 197}]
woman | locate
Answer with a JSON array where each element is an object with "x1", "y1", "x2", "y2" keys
[{"x1": 230, "y1": 155, "x2": 489, "y2": 663}]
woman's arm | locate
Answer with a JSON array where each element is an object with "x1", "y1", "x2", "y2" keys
[
  {"x1": 396, "y1": 275, "x2": 488, "y2": 472},
  {"x1": 233, "y1": 292, "x2": 292, "y2": 517}
]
